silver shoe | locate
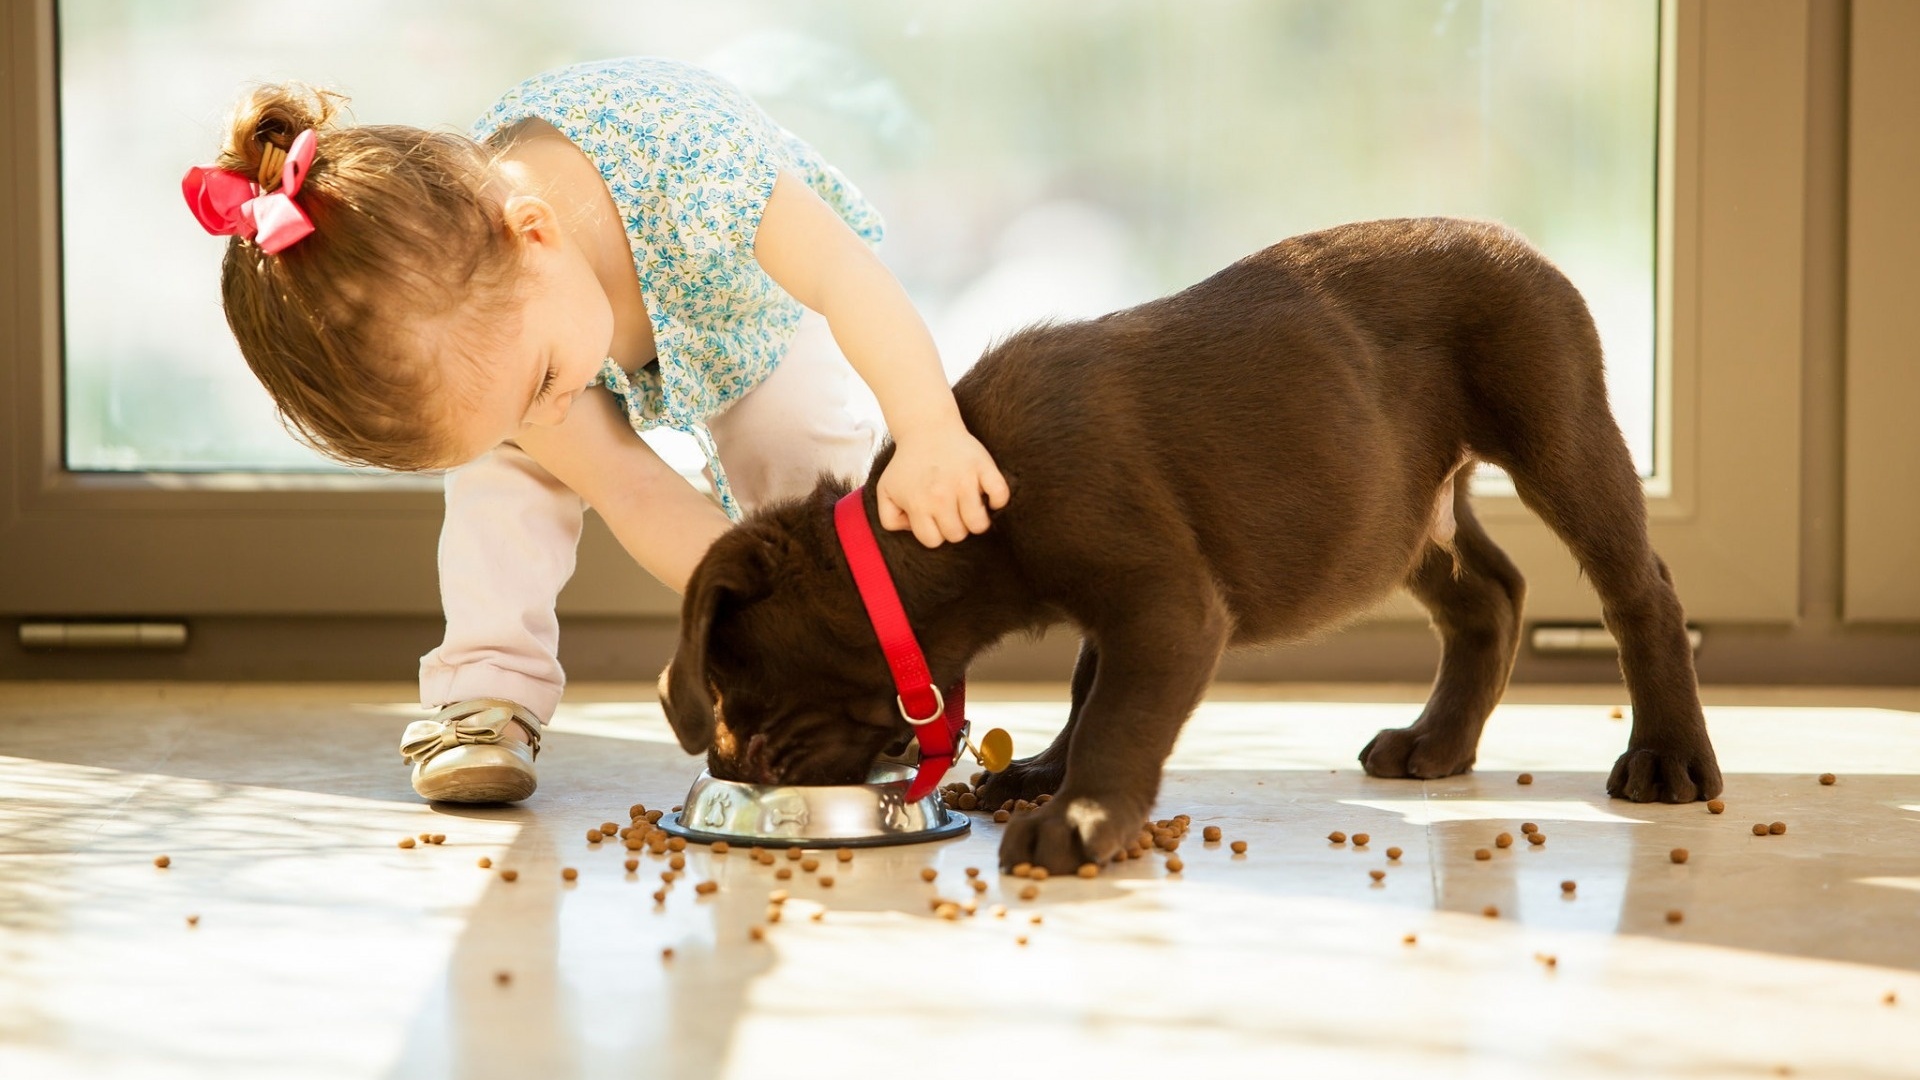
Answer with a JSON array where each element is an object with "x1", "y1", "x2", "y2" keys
[{"x1": 400, "y1": 699, "x2": 542, "y2": 804}]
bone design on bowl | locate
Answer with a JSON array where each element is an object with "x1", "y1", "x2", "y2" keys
[{"x1": 656, "y1": 762, "x2": 970, "y2": 848}]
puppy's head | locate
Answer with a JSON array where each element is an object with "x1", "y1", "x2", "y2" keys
[{"x1": 658, "y1": 485, "x2": 913, "y2": 786}]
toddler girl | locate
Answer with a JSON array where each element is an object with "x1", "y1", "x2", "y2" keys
[{"x1": 184, "y1": 57, "x2": 1008, "y2": 803}]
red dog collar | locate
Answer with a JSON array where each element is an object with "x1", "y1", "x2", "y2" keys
[{"x1": 833, "y1": 488, "x2": 966, "y2": 802}]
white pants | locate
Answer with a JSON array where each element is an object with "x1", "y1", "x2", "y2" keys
[{"x1": 418, "y1": 313, "x2": 880, "y2": 724}]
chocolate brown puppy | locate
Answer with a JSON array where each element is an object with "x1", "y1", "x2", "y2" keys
[{"x1": 660, "y1": 217, "x2": 1722, "y2": 874}]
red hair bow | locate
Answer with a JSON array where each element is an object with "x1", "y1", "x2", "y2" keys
[{"x1": 181, "y1": 128, "x2": 317, "y2": 254}]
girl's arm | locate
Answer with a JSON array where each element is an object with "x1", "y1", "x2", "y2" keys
[
  {"x1": 752, "y1": 171, "x2": 1009, "y2": 547},
  {"x1": 516, "y1": 388, "x2": 731, "y2": 595}
]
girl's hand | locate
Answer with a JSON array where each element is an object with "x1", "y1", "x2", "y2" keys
[{"x1": 877, "y1": 424, "x2": 1011, "y2": 547}]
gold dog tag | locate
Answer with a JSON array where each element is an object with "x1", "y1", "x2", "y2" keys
[{"x1": 978, "y1": 727, "x2": 1014, "y2": 773}]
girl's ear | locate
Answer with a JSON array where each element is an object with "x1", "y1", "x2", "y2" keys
[{"x1": 500, "y1": 194, "x2": 562, "y2": 249}]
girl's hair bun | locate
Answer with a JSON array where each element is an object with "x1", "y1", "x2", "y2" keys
[{"x1": 218, "y1": 82, "x2": 347, "y2": 186}]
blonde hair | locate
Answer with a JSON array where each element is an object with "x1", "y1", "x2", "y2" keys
[{"x1": 213, "y1": 83, "x2": 520, "y2": 470}]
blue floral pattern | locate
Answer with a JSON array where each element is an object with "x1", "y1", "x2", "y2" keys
[{"x1": 471, "y1": 58, "x2": 885, "y2": 518}]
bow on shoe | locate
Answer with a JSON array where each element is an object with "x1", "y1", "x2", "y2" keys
[
  {"x1": 181, "y1": 128, "x2": 318, "y2": 254},
  {"x1": 400, "y1": 699, "x2": 542, "y2": 764}
]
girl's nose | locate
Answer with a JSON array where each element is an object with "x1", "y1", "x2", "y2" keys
[{"x1": 527, "y1": 390, "x2": 579, "y2": 428}]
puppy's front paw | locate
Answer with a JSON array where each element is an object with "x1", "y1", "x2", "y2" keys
[
  {"x1": 1359, "y1": 725, "x2": 1476, "y2": 780},
  {"x1": 998, "y1": 793, "x2": 1139, "y2": 875},
  {"x1": 1607, "y1": 740, "x2": 1723, "y2": 803},
  {"x1": 974, "y1": 755, "x2": 1064, "y2": 809}
]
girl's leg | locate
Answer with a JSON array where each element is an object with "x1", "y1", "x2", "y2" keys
[
  {"x1": 703, "y1": 311, "x2": 881, "y2": 511},
  {"x1": 418, "y1": 440, "x2": 586, "y2": 727}
]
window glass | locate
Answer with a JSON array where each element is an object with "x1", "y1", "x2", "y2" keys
[{"x1": 59, "y1": 0, "x2": 1657, "y2": 475}]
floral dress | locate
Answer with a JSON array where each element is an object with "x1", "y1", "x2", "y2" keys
[{"x1": 471, "y1": 57, "x2": 885, "y2": 518}]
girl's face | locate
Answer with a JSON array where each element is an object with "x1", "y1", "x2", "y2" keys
[{"x1": 440, "y1": 195, "x2": 616, "y2": 466}]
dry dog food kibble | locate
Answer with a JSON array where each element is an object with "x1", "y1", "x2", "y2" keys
[
  {"x1": 1369, "y1": 869, "x2": 1386, "y2": 882},
  {"x1": 769, "y1": 890, "x2": 789, "y2": 904},
  {"x1": 1670, "y1": 848, "x2": 1689, "y2": 864},
  {"x1": 1527, "y1": 833, "x2": 1546, "y2": 846},
  {"x1": 965, "y1": 867, "x2": 981, "y2": 879},
  {"x1": 775, "y1": 868, "x2": 792, "y2": 881},
  {"x1": 1019, "y1": 884, "x2": 1039, "y2": 900},
  {"x1": 1819, "y1": 773, "x2": 1836, "y2": 785},
  {"x1": 154, "y1": 855, "x2": 172, "y2": 868},
  {"x1": 810, "y1": 910, "x2": 825, "y2": 922},
  {"x1": 1517, "y1": 773, "x2": 1533, "y2": 785},
  {"x1": 712, "y1": 841, "x2": 730, "y2": 855},
  {"x1": 561, "y1": 867, "x2": 578, "y2": 881},
  {"x1": 1474, "y1": 849, "x2": 1492, "y2": 861},
  {"x1": 1495, "y1": 833, "x2": 1514, "y2": 849},
  {"x1": 1521, "y1": 823, "x2": 1539, "y2": 835},
  {"x1": 1078, "y1": 863, "x2": 1099, "y2": 879},
  {"x1": 1386, "y1": 846, "x2": 1403, "y2": 861},
  {"x1": 936, "y1": 902, "x2": 961, "y2": 921},
  {"x1": 430, "y1": 834, "x2": 446, "y2": 845},
  {"x1": 1753, "y1": 823, "x2": 1770, "y2": 836},
  {"x1": 669, "y1": 854, "x2": 686, "y2": 871},
  {"x1": 818, "y1": 876, "x2": 835, "y2": 887},
  {"x1": 993, "y1": 810, "x2": 1011, "y2": 823},
  {"x1": 495, "y1": 971, "x2": 512, "y2": 986},
  {"x1": 186, "y1": 915, "x2": 200, "y2": 927},
  {"x1": 1608, "y1": 706, "x2": 1624, "y2": 719},
  {"x1": 1403, "y1": 933, "x2": 1418, "y2": 945},
  {"x1": 971, "y1": 878, "x2": 989, "y2": 893},
  {"x1": 625, "y1": 858, "x2": 639, "y2": 872},
  {"x1": 786, "y1": 847, "x2": 803, "y2": 861},
  {"x1": 661, "y1": 947, "x2": 673, "y2": 961},
  {"x1": 766, "y1": 907, "x2": 783, "y2": 924},
  {"x1": 586, "y1": 830, "x2": 603, "y2": 843},
  {"x1": 1203, "y1": 826, "x2": 1223, "y2": 842},
  {"x1": 645, "y1": 810, "x2": 664, "y2": 824},
  {"x1": 398, "y1": 838, "x2": 415, "y2": 850},
  {"x1": 1167, "y1": 857, "x2": 1185, "y2": 873},
  {"x1": 478, "y1": 857, "x2": 492, "y2": 869},
  {"x1": 1030, "y1": 867, "x2": 1050, "y2": 882},
  {"x1": 1769, "y1": 821, "x2": 1787, "y2": 835},
  {"x1": 1016, "y1": 936, "x2": 1029, "y2": 946},
  {"x1": 668, "y1": 837, "x2": 687, "y2": 852},
  {"x1": 500, "y1": 869, "x2": 518, "y2": 882},
  {"x1": 1030, "y1": 914, "x2": 1044, "y2": 925},
  {"x1": 1708, "y1": 800, "x2": 1726, "y2": 814},
  {"x1": 661, "y1": 870, "x2": 677, "y2": 883},
  {"x1": 629, "y1": 804, "x2": 647, "y2": 819},
  {"x1": 1483, "y1": 905, "x2": 1500, "y2": 918},
  {"x1": 1561, "y1": 880, "x2": 1577, "y2": 894},
  {"x1": 652, "y1": 889, "x2": 667, "y2": 903},
  {"x1": 1328, "y1": 831, "x2": 1347, "y2": 845},
  {"x1": 1012, "y1": 863, "x2": 1032, "y2": 878},
  {"x1": 1352, "y1": 833, "x2": 1371, "y2": 846},
  {"x1": 1666, "y1": 909, "x2": 1684, "y2": 924},
  {"x1": 749, "y1": 926, "x2": 765, "y2": 941},
  {"x1": 920, "y1": 868, "x2": 938, "y2": 883},
  {"x1": 800, "y1": 858, "x2": 819, "y2": 872},
  {"x1": 836, "y1": 848, "x2": 853, "y2": 863},
  {"x1": 1231, "y1": 841, "x2": 1249, "y2": 854}
]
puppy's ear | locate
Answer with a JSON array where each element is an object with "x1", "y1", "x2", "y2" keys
[{"x1": 659, "y1": 554, "x2": 761, "y2": 755}]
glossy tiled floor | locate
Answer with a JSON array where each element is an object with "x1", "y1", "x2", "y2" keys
[{"x1": 2, "y1": 682, "x2": 1917, "y2": 1079}]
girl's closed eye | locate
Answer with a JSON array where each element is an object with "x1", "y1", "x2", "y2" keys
[{"x1": 532, "y1": 365, "x2": 558, "y2": 403}]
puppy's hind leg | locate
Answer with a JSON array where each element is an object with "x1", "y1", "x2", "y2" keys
[
  {"x1": 975, "y1": 638, "x2": 1095, "y2": 808},
  {"x1": 1484, "y1": 304, "x2": 1721, "y2": 802},
  {"x1": 1502, "y1": 428, "x2": 1721, "y2": 802},
  {"x1": 1361, "y1": 475, "x2": 1526, "y2": 780}
]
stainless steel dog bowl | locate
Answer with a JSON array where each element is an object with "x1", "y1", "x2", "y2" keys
[{"x1": 656, "y1": 761, "x2": 970, "y2": 848}]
